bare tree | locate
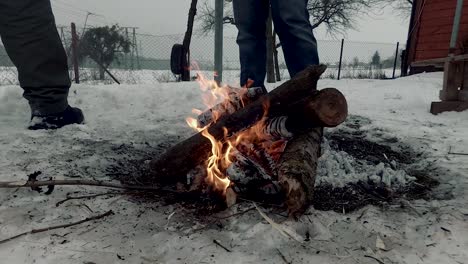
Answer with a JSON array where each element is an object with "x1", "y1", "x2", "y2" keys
[
  {"x1": 375, "y1": 0, "x2": 413, "y2": 18},
  {"x1": 197, "y1": 1, "x2": 234, "y2": 34},
  {"x1": 198, "y1": 0, "x2": 379, "y2": 35}
]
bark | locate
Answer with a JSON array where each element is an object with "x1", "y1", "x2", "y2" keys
[{"x1": 277, "y1": 127, "x2": 323, "y2": 218}]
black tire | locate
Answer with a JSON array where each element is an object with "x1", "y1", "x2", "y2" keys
[{"x1": 170, "y1": 44, "x2": 186, "y2": 75}]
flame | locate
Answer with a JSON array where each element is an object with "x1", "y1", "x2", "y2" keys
[{"x1": 186, "y1": 64, "x2": 273, "y2": 195}]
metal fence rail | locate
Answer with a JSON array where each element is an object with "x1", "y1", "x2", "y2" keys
[{"x1": 0, "y1": 26, "x2": 404, "y2": 85}]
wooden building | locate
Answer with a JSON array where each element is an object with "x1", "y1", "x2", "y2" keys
[{"x1": 403, "y1": 0, "x2": 468, "y2": 114}]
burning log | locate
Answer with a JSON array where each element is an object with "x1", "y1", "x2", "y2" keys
[
  {"x1": 277, "y1": 127, "x2": 323, "y2": 218},
  {"x1": 149, "y1": 65, "x2": 347, "y2": 185}
]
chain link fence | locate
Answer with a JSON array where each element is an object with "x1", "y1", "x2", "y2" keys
[{"x1": 0, "y1": 26, "x2": 404, "y2": 85}]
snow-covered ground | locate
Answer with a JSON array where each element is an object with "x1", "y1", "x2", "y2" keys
[{"x1": 0, "y1": 72, "x2": 467, "y2": 263}]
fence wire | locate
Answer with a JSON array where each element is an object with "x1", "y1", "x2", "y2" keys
[{"x1": 0, "y1": 26, "x2": 404, "y2": 85}]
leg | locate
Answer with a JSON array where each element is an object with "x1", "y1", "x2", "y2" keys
[
  {"x1": 232, "y1": 0, "x2": 269, "y2": 87},
  {"x1": 0, "y1": 0, "x2": 70, "y2": 115},
  {"x1": 270, "y1": 0, "x2": 319, "y2": 78}
]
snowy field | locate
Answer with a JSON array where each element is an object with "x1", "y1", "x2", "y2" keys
[{"x1": 0, "y1": 72, "x2": 467, "y2": 263}]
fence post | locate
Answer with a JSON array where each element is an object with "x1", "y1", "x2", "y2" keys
[
  {"x1": 214, "y1": 0, "x2": 224, "y2": 84},
  {"x1": 70, "y1": 23, "x2": 80, "y2": 84},
  {"x1": 392, "y1": 42, "x2": 400, "y2": 79},
  {"x1": 337, "y1": 39, "x2": 344, "y2": 80}
]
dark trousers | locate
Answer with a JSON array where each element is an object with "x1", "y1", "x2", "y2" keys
[
  {"x1": 0, "y1": 0, "x2": 70, "y2": 115},
  {"x1": 233, "y1": 0, "x2": 319, "y2": 87}
]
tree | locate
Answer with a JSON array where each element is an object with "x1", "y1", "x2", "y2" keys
[
  {"x1": 198, "y1": 0, "x2": 377, "y2": 35},
  {"x1": 352, "y1": 57, "x2": 360, "y2": 68},
  {"x1": 371, "y1": 51, "x2": 381, "y2": 67},
  {"x1": 197, "y1": 1, "x2": 235, "y2": 34},
  {"x1": 78, "y1": 25, "x2": 131, "y2": 80},
  {"x1": 375, "y1": 0, "x2": 412, "y2": 18},
  {"x1": 307, "y1": 0, "x2": 374, "y2": 35}
]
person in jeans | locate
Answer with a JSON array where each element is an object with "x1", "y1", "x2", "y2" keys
[
  {"x1": 0, "y1": 0, "x2": 84, "y2": 130},
  {"x1": 233, "y1": 0, "x2": 319, "y2": 87}
]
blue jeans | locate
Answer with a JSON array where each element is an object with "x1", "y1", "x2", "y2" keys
[{"x1": 233, "y1": 0, "x2": 319, "y2": 87}]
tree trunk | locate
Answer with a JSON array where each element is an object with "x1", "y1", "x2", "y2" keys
[
  {"x1": 181, "y1": 0, "x2": 198, "y2": 81},
  {"x1": 266, "y1": 8, "x2": 275, "y2": 83},
  {"x1": 99, "y1": 67, "x2": 105, "y2": 80},
  {"x1": 149, "y1": 65, "x2": 348, "y2": 184}
]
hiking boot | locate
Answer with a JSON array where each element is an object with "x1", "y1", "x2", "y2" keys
[{"x1": 28, "y1": 106, "x2": 84, "y2": 130}]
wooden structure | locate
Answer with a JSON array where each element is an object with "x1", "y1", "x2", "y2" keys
[{"x1": 403, "y1": 0, "x2": 468, "y2": 114}]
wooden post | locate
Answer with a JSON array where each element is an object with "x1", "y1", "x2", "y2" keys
[
  {"x1": 337, "y1": 39, "x2": 344, "y2": 80},
  {"x1": 133, "y1": 28, "x2": 140, "y2": 70},
  {"x1": 392, "y1": 42, "x2": 400, "y2": 79},
  {"x1": 182, "y1": 0, "x2": 198, "y2": 81},
  {"x1": 214, "y1": 0, "x2": 224, "y2": 83},
  {"x1": 70, "y1": 23, "x2": 80, "y2": 84},
  {"x1": 266, "y1": 7, "x2": 275, "y2": 83},
  {"x1": 273, "y1": 31, "x2": 281, "y2": 82}
]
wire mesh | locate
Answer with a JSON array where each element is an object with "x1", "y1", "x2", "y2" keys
[{"x1": 0, "y1": 26, "x2": 405, "y2": 86}]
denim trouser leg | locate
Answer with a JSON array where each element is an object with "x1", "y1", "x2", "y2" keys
[
  {"x1": 0, "y1": 0, "x2": 70, "y2": 115},
  {"x1": 270, "y1": 0, "x2": 319, "y2": 78},
  {"x1": 232, "y1": 0, "x2": 269, "y2": 87}
]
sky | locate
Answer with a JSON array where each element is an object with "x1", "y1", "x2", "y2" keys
[{"x1": 51, "y1": 0, "x2": 409, "y2": 44}]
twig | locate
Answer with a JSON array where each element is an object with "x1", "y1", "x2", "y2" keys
[
  {"x1": 364, "y1": 255, "x2": 385, "y2": 264},
  {"x1": 213, "y1": 239, "x2": 231, "y2": 252},
  {"x1": 0, "y1": 210, "x2": 114, "y2": 245},
  {"x1": 448, "y1": 146, "x2": 468, "y2": 156},
  {"x1": 213, "y1": 207, "x2": 256, "y2": 219},
  {"x1": 56, "y1": 192, "x2": 127, "y2": 207},
  {"x1": 0, "y1": 179, "x2": 168, "y2": 192},
  {"x1": 277, "y1": 249, "x2": 292, "y2": 264},
  {"x1": 254, "y1": 203, "x2": 303, "y2": 243}
]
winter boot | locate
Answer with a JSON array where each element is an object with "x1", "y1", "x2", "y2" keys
[{"x1": 28, "y1": 106, "x2": 85, "y2": 130}]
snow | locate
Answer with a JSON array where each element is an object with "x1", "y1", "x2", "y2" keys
[{"x1": 1, "y1": 72, "x2": 468, "y2": 263}]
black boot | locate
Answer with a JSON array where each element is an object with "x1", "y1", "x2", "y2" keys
[{"x1": 28, "y1": 106, "x2": 85, "y2": 130}]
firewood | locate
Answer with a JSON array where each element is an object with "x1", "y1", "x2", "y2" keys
[
  {"x1": 277, "y1": 127, "x2": 323, "y2": 218},
  {"x1": 149, "y1": 65, "x2": 343, "y2": 183}
]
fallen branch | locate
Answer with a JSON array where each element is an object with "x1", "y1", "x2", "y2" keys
[
  {"x1": 0, "y1": 210, "x2": 114, "y2": 245},
  {"x1": 56, "y1": 192, "x2": 128, "y2": 207},
  {"x1": 0, "y1": 179, "x2": 166, "y2": 192},
  {"x1": 213, "y1": 239, "x2": 232, "y2": 252}
]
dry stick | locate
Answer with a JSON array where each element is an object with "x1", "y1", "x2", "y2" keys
[
  {"x1": 448, "y1": 146, "x2": 468, "y2": 156},
  {"x1": 213, "y1": 239, "x2": 231, "y2": 252},
  {"x1": 364, "y1": 255, "x2": 385, "y2": 264},
  {"x1": 213, "y1": 207, "x2": 256, "y2": 220},
  {"x1": 0, "y1": 179, "x2": 168, "y2": 192},
  {"x1": 0, "y1": 210, "x2": 113, "y2": 245},
  {"x1": 277, "y1": 249, "x2": 292, "y2": 264},
  {"x1": 56, "y1": 192, "x2": 129, "y2": 207}
]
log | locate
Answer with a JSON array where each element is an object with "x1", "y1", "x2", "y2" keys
[
  {"x1": 277, "y1": 127, "x2": 323, "y2": 218},
  {"x1": 149, "y1": 65, "x2": 345, "y2": 183}
]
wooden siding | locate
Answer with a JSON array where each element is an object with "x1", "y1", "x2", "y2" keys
[{"x1": 413, "y1": 0, "x2": 468, "y2": 62}]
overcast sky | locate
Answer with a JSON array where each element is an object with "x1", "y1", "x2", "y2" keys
[{"x1": 51, "y1": 0, "x2": 409, "y2": 43}]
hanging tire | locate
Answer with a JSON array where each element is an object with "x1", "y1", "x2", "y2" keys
[{"x1": 170, "y1": 44, "x2": 186, "y2": 75}]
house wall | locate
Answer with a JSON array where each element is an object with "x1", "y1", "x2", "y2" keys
[{"x1": 413, "y1": 0, "x2": 468, "y2": 62}]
